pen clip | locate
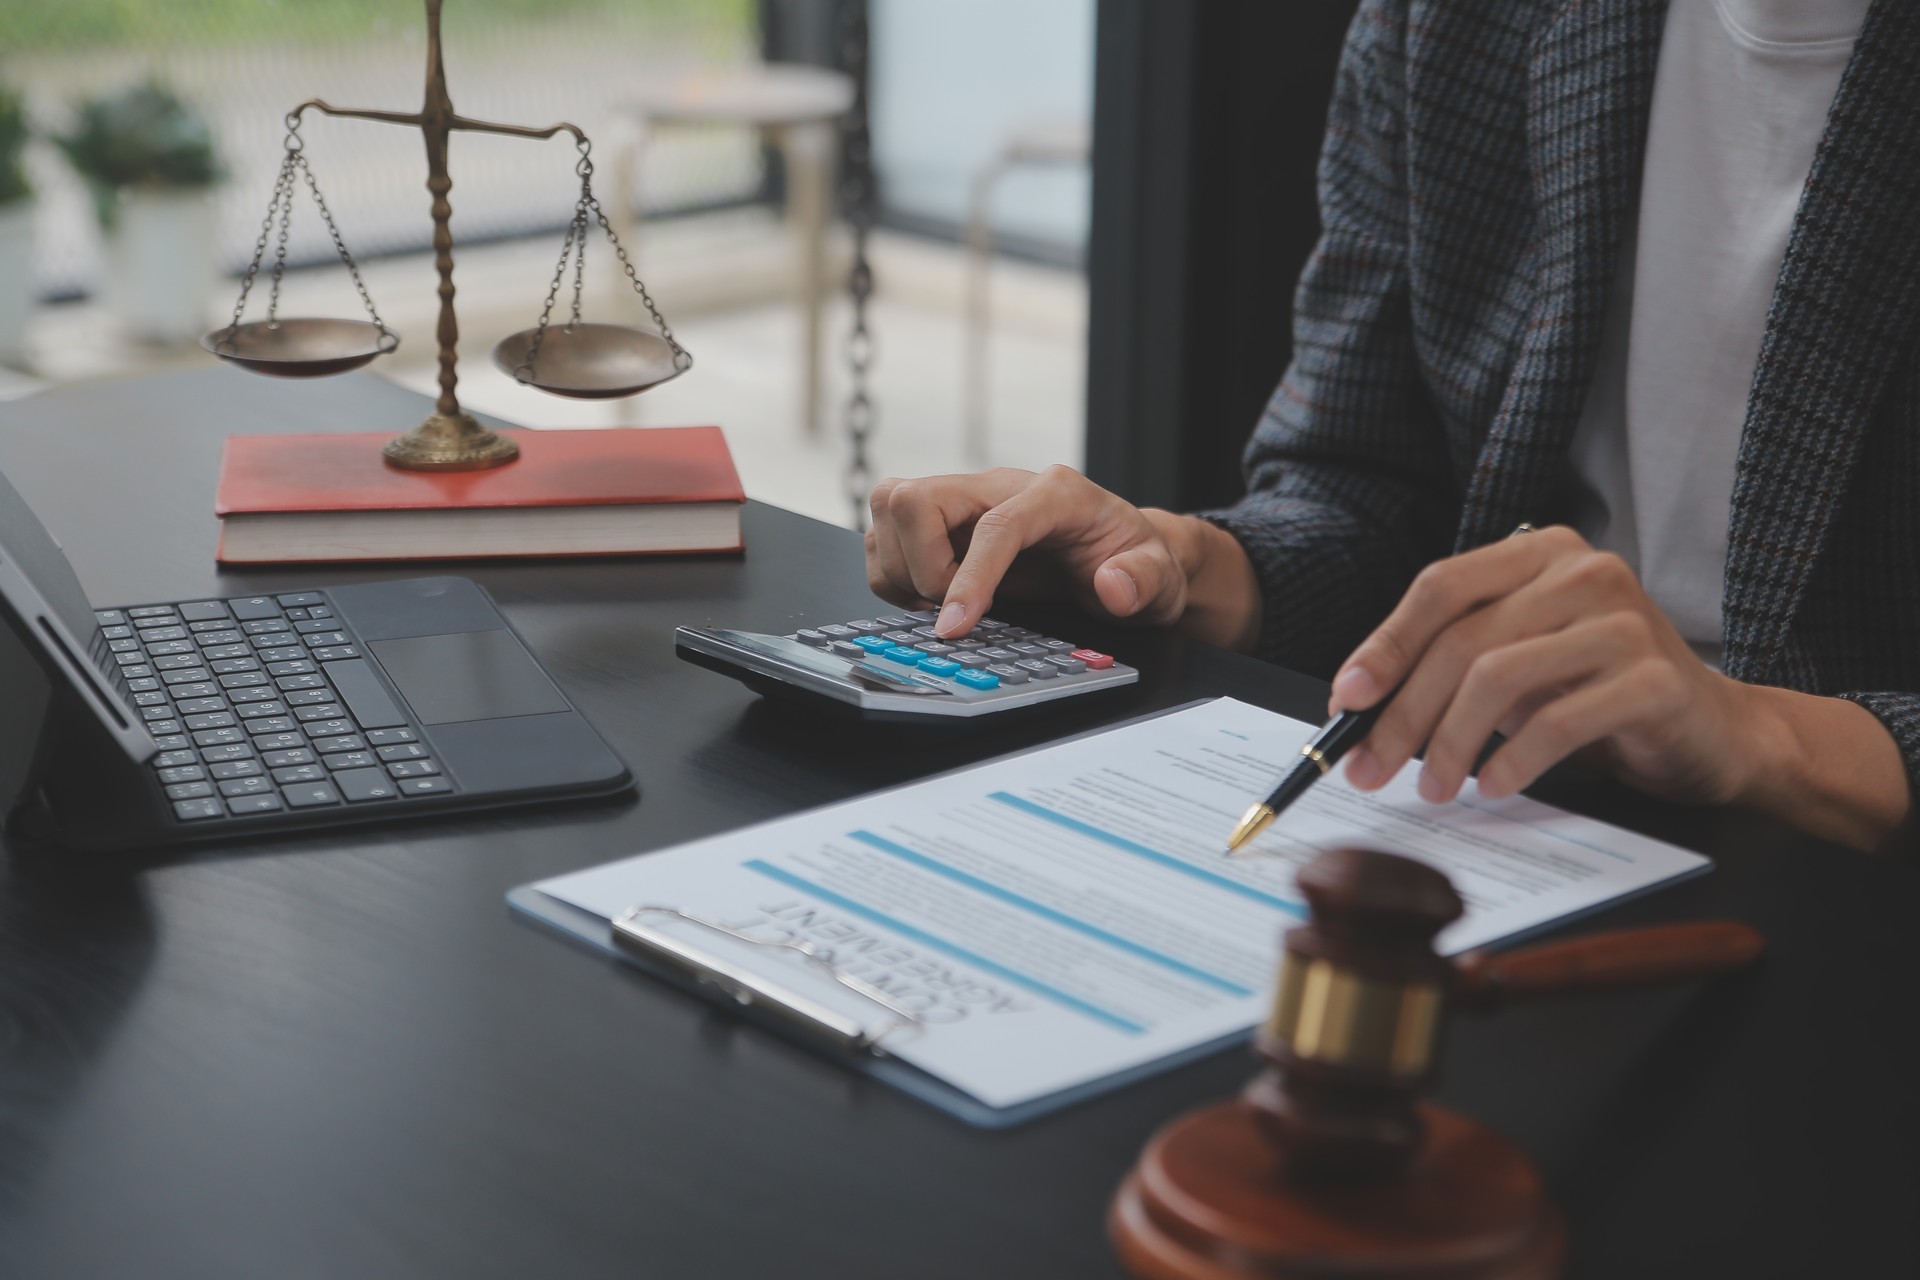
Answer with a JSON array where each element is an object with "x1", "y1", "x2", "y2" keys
[{"x1": 611, "y1": 905, "x2": 924, "y2": 1054}]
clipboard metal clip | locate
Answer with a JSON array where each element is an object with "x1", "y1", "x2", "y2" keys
[{"x1": 611, "y1": 905, "x2": 924, "y2": 1054}]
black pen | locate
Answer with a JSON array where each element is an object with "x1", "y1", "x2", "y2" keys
[{"x1": 1224, "y1": 691, "x2": 1397, "y2": 856}]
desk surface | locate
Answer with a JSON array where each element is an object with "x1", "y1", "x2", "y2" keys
[{"x1": 1, "y1": 371, "x2": 1915, "y2": 1280}]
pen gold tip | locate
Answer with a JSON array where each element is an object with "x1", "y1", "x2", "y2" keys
[{"x1": 1225, "y1": 803, "x2": 1276, "y2": 857}]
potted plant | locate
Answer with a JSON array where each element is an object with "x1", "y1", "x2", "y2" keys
[
  {"x1": 0, "y1": 84, "x2": 33, "y2": 365},
  {"x1": 54, "y1": 81, "x2": 223, "y2": 344}
]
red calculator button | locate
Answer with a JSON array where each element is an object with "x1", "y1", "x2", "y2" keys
[{"x1": 1070, "y1": 649, "x2": 1114, "y2": 669}]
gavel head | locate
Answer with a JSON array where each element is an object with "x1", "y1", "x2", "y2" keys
[{"x1": 1246, "y1": 847, "x2": 1464, "y2": 1184}]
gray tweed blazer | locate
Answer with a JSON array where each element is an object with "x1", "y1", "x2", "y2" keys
[{"x1": 1202, "y1": 0, "x2": 1920, "y2": 788}]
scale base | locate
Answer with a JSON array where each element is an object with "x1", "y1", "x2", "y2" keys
[
  {"x1": 1109, "y1": 1100, "x2": 1563, "y2": 1280},
  {"x1": 383, "y1": 412, "x2": 520, "y2": 471}
]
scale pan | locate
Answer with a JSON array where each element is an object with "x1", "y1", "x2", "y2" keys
[
  {"x1": 493, "y1": 323, "x2": 685, "y2": 399},
  {"x1": 201, "y1": 318, "x2": 398, "y2": 378}
]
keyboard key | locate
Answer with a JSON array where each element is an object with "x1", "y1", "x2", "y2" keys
[
  {"x1": 127, "y1": 677, "x2": 161, "y2": 692},
  {"x1": 365, "y1": 728, "x2": 417, "y2": 746},
  {"x1": 209, "y1": 658, "x2": 260, "y2": 675},
  {"x1": 242, "y1": 619, "x2": 291, "y2": 635},
  {"x1": 226, "y1": 794, "x2": 284, "y2": 815},
  {"x1": 333, "y1": 767, "x2": 399, "y2": 802},
  {"x1": 396, "y1": 775, "x2": 453, "y2": 796},
  {"x1": 277, "y1": 674, "x2": 327, "y2": 691},
  {"x1": 140, "y1": 704, "x2": 176, "y2": 721},
  {"x1": 376, "y1": 742, "x2": 428, "y2": 762},
  {"x1": 101, "y1": 624, "x2": 133, "y2": 640},
  {"x1": 114, "y1": 652, "x2": 147, "y2": 667},
  {"x1": 281, "y1": 782, "x2": 341, "y2": 808},
  {"x1": 386, "y1": 759, "x2": 440, "y2": 778},
  {"x1": 300, "y1": 631, "x2": 349, "y2": 648},
  {"x1": 220, "y1": 672, "x2": 271, "y2": 690},
  {"x1": 262, "y1": 748, "x2": 317, "y2": 768},
  {"x1": 250, "y1": 732, "x2": 306, "y2": 751},
  {"x1": 228, "y1": 686, "x2": 281, "y2": 703},
  {"x1": 156, "y1": 654, "x2": 207, "y2": 672},
  {"x1": 229, "y1": 597, "x2": 283, "y2": 621},
  {"x1": 272, "y1": 764, "x2": 327, "y2": 785},
  {"x1": 177, "y1": 601, "x2": 230, "y2": 623},
  {"x1": 167, "y1": 681, "x2": 218, "y2": 699},
  {"x1": 984, "y1": 662, "x2": 1030, "y2": 685},
  {"x1": 157, "y1": 765, "x2": 206, "y2": 784},
  {"x1": 954, "y1": 669, "x2": 1001, "y2": 691},
  {"x1": 193, "y1": 727, "x2": 246, "y2": 747},
  {"x1": 194, "y1": 630, "x2": 244, "y2": 647},
  {"x1": 276, "y1": 592, "x2": 325, "y2": 607},
  {"x1": 217, "y1": 776, "x2": 273, "y2": 798},
  {"x1": 295, "y1": 704, "x2": 348, "y2": 722},
  {"x1": 236, "y1": 701, "x2": 288, "y2": 719},
  {"x1": 146, "y1": 719, "x2": 182, "y2": 737},
  {"x1": 166, "y1": 781, "x2": 215, "y2": 801},
  {"x1": 325, "y1": 660, "x2": 408, "y2": 729},
  {"x1": 283, "y1": 688, "x2": 335, "y2": 706},
  {"x1": 293, "y1": 618, "x2": 342, "y2": 634},
  {"x1": 152, "y1": 734, "x2": 189, "y2": 750},
  {"x1": 210, "y1": 760, "x2": 262, "y2": 779},
  {"x1": 142, "y1": 628, "x2": 189, "y2": 644},
  {"x1": 269, "y1": 661, "x2": 318, "y2": 677},
  {"x1": 154, "y1": 749, "x2": 197, "y2": 768},
  {"x1": 130, "y1": 607, "x2": 177, "y2": 622},
  {"x1": 302, "y1": 719, "x2": 354, "y2": 738},
  {"x1": 324, "y1": 751, "x2": 378, "y2": 771},
  {"x1": 95, "y1": 610, "x2": 128, "y2": 627},
  {"x1": 1014, "y1": 658, "x2": 1058, "y2": 679},
  {"x1": 310, "y1": 735, "x2": 366, "y2": 754},
  {"x1": 200, "y1": 644, "x2": 249, "y2": 660},
  {"x1": 256, "y1": 645, "x2": 305, "y2": 661},
  {"x1": 184, "y1": 712, "x2": 237, "y2": 731},
  {"x1": 108, "y1": 638, "x2": 142, "y2": 654},
  {"x1": 314, "y1": 647, "x2": 362, "y2": 664},
  {"x1": 305, "y1": 606, "x2": 333, "y2": 619},
  {"x1": 121, "y1": 664, "x2": 153, "y2": 679},
  {"x1": 175, "y1": 697, "x2": 225, "y2": 715},
  {"x1": 1044, "y1": 654, "x2": 1087, "y2": 674},
  {"x1": 283, "y1": 607, "x2": 310, "y2": 621},
  {"x1": 199, "y1": 743, "x2": 255, "y2": 764},
  {"x1": 188, "y1": 619, "x2": 237, "y2": 633},
  {"x1": 245, "y1": 718, "x2": 298, "y2": 735},
  {"x1": 133, "y1": 691, "x2": 169, "y2": 708},
  {"x1": 1070, "y1": 649, "x2": 1114, "y2": 670},
  {"x1": 173, "y1": 798, "x2": 223, "y2": 821}
]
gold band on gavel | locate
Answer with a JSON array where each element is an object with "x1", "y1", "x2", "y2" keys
[{"x1": 1267, "y1": 952, "x2": 1444, "y2": 1078}]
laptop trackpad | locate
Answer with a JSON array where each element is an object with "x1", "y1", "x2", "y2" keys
[{"x1": 368, "y1": 630, "x2": 570, "y2": 725}]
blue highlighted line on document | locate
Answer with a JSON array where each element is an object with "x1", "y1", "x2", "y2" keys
[
  {"x1": 987, "y1": 791, "x2": 1304, "y2": 916},
  {"x1": 743, "y1": 859, "x2": 1148, "y2": 1035},
  {"x1": 849, "y1": 830, "x2": 1252, "y2": 997}
]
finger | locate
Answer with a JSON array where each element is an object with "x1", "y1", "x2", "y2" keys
[
  {"x1": 1330, "y1": 525, "x2": 1590, "y2": 714},
  {"x1": 1417, "y1": 611, "x2": 1652, "y2": 803},
  {"x1": 1353, "y1": 565, "x2": 1601, "y2": 789},
  {"x1": 1474, "y1": 659, "x2": 1677, "y2": 799},
  {"x1": 884, "y1": 478, "x2": 970, "y2": 605},
  {"x1": 1094, "y1": 542, "x2": 1186, "y2": 624},
  {"x1": 868, "y1": 500, "x2": 935, "y2": 608},
  {"x1": 940, "y1": 472, "x2": 1081, "y2": 634}
]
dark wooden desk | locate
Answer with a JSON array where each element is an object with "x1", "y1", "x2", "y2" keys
[{"x1": 1, "y1": 371, "x2": 1915, "y2": 1280}]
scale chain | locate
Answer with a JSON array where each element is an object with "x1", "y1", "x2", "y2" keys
[{"x1": 841, "y1": 0, "x2": 877, "y2": 531}]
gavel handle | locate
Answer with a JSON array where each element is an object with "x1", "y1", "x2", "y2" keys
[{"x1": 1454, "y1": 920, "x2": 1764, "y2": 1008}]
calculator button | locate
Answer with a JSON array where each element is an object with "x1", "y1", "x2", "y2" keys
[
  {"x1": 1044, "y1": 655, "x2": 1087, "y2": 674},
  {"x1": 829, "y1": 641, "x2": 867, "y2": 660},
  {"x1": 917, "y1": 657, "x2": 962, "y2": 676},
  {"x1": 979, "y1": 646, "x2": 1017, "y2": 660},
  {"x1": 881, "y1": 630, "x2": 917, "y2": 644},
  {"x1": 1070, "y1": 649, "x2": 1114, "y2": 669},
  {"x1": 1001, "y1": 627, "x2": 1037, "y2": 640},
  {"x1": 1037, "y1": 638, "x2": 1075, "y2": 652},
  {"x1": 365, "y1": 728, "x2": 417, "y2": 746},
  {"x1": 874, "y1": 616, "x2": 915, "y2": 629},
  {"x1": 396, "y1": 775, "x2": 453, "y2": 796},
  {"x1": 792, "y1": 629, "x2": 831, "y2": 647},
  {"x1": 973, "y1": 619, "x2": 1008, "y2": 632},
  {"x1": 1007, "y1": 642, "x2": 1047, "y2": 656},
  {"x1": 173, "y1": 798, "x2": 223, "y2": 821},
  {"x1": 1015, "y1": 658, "x2": 1059, "y2": 679},
  {"x1": 952, "y1": 652, "x2": 992, "y2": 668},
  {"x1": 910, "y1": 626, "x2": 942, "y2": 641},
  {"x1": 951, "y1": 639, "x2": 987, "y2": 650},
  {"x1": 227, "y1": 794, "x2": 284, "y2": 815},
  {"x1": 902, "y1": 610, "x2": 938, "y2": 623},
  {"x1": 916, "y1": 642, "x2": 957, "y2": 656},
  {"x1": 816, "y1": 624, "x2": 857, "y2": 639},
  {"x1": 844, "y1": 620, "x2": 888, "y2": 636},
  {"x1": 954, "y1": 669, "x2": 1001, "y2": 691},
  {"x1": 282, "y1": 782, "x2": 341, "y2": 808},
  {"x1": 852, "y1": 635, "x2": 892, "y2": 653},
  {"x1": 882, "y1": 646, "x2": 926, "y2": 665},
  {"x1": 984, "y1": 662, "x2": 1030, "y2": 685}
]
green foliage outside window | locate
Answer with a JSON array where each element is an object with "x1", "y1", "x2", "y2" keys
[
  {"x1": 0, "y1": 87, "x2": 28, "y2": 206},
  {"x1": 52, "y1": 83, "x2": 224, "y2": 228}
]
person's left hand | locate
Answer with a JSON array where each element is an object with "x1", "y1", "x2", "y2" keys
[{"x1": 1328, "y1": 525, "x2": 1765, "y2": 806}]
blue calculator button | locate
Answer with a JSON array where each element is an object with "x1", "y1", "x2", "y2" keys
[
  {"x1": 882, "y1": 646, "x2": 926, "y2": 665},
  {"x1": 954, "y1": 669, "x2": 1001, "y2": 690},
  {"x1": 918, "y1": 657, "x2": 962, "y2": 676},
  {"x1": 853, "y1": 635, "x2": 892, "y2": 652}
]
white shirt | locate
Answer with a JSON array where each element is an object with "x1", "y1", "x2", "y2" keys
[{"x1": 1565, "y1": 0, "x2": 1869, "y2": 666}]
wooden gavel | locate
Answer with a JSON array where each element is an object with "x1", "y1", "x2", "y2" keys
[{"x1": 1110, "y1": 847, "x2": 1764, "y2": 1280}]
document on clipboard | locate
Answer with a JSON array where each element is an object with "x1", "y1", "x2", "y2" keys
[{"x1": 511, "y1": 698, "x2": 1709, "y2": 1125}]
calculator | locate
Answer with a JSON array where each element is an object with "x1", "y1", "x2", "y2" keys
[{"x1": 675, "y1": 610, "x2": 1138, "y2": 720}]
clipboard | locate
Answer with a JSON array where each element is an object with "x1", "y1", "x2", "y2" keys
[{"x1": 508, "y1": 699, "x2": 1258, "y2": 1129}]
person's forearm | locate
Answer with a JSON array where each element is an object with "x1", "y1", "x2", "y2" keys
[
  {"x1": 1738, "y1": 684, "x2": 1912, "y2": 851},
  {"x1": 1145, "y1": 511, "x2": 1262, "y2": 653}
]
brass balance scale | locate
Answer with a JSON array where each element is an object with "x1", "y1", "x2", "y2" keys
[{"x1": 200, "y1": 0, "x2": 691, "y2": 472}]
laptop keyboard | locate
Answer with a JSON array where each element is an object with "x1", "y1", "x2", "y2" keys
[{"x1": 95, "y1": 591, "x2": 455, "y2": 823}]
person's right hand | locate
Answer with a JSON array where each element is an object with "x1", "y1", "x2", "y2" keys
[{"x1": 865, "y1": 466, "x2": 1260, "y2": 648}]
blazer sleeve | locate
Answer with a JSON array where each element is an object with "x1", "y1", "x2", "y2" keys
[
  {"x1": 1194, "y1": 0, "x2": 1459, "y2": 678},
  {"x1": 1838, "y1": 692, "x2": 1920, "y2": 800}
]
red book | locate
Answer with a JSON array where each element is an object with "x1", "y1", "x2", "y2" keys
[{"x1": 214, "y1": 427, "x2": 745, "y2": 564}]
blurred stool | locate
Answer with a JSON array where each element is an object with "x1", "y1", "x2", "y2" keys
[
  {"x1": 609, "y1": 64, "x2": 854, "y2": 435},
  {"x1": 964, "y1": 118, "x2": 1090, "y2": 467}
]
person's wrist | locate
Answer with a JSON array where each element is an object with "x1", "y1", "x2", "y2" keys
[
  {"x1": 1142, "y1": 510, "x2": 1260, "y2": 651},
  {"x1": 1721, "y1": 677, "x2": 1798, "y2": 812}
]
